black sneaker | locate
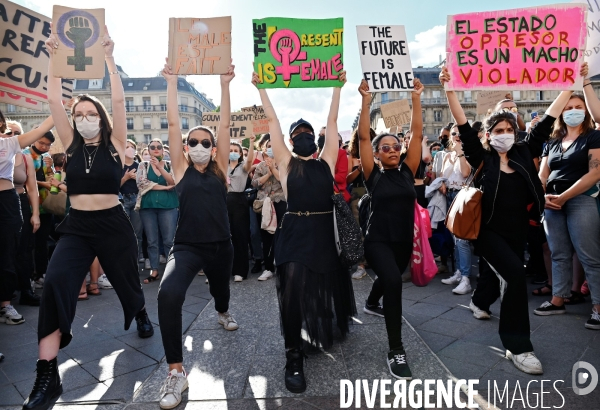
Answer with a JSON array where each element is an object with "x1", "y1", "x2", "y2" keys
[
  {"x1": 251, "y1": 260, "x2": 263, "y2": 274},
  {"x1": 387, "y1": 349, "x2": 412, "y2": 380},
  {"x1": 585, "y1": 308, "x2": 600, "y2": 330},
  {"x1": 284, "y1": 349, "x2": 306, "y2": 393},
  {"x1": 363, "y1": 302, "x2": 384, "y2": 317},
  {"x1": 534, "y1": 301, "x2": 566, "y2": 316},
  {"x1": 136, "y1": 309, "x2": 154, "y2": 338},
  {"x1": 20, "y1": 289, "x2": 41, "y2": 306}
]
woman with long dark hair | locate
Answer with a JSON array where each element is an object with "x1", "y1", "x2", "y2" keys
[{"x1": 23, "y1": 28, "x2": 153, "y2": 410}]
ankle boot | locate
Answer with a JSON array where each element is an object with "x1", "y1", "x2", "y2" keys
[
  {"x1": 251, "y1": 259, "x2": 263, "y2": 274},
  {"x1": 23, "y1": 357, "x2": 62, "y2": 410},
  {"x1": 284, "y1": 348, "x2": 306, "y2": 393}
]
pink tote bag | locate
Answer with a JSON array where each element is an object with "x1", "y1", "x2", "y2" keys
[{"x1": 411, "y1": 202, "x2": 438, "y2": 286}]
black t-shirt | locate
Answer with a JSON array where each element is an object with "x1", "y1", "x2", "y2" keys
[
  {"x1": 120, "y1": 162, "x2": 139, "y2": 195},
  {"x1": 542, "y1": 130, "x2": 600, "y2": 189},
  {"x1": 486, "y1": 171, "x2": 530, "y2": 242}
]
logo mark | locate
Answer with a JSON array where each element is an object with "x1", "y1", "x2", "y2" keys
[
  {"x1": 57, "y1": 10, "x2": 101, "y2": 71},
  {"x1": 572, "y1": 361, "x2": 598, "y2": 396}
]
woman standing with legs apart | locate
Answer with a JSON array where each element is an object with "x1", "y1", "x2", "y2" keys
[
  {"x1": 440, "y1": 66, "x2": 553, "y2": 375},
  {"x1": 23, "y1": 27, "x2": 153, "y2": 410},
  {"x1": 156, "y1": 60, "x2": 238, "y2": 409},
  {"x1": 252, "y1": 70, "x2": 356, "y2": 393},
  {"x1": 357, "y1": 78, "x2": 424, "y2": 380}
]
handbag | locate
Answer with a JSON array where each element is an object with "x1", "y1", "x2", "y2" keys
[
  {"x1": 358, "y1": 170, "x2": 382, "y2": 236},
  {"x1": 411, "y1": 201, "x2": 437, "y2": 286},
  {"x1": 252, "y1": 199, "x2": 264, "y2": 213},
  {"x1": 332, "y1": 181, "x2": 364, "y2": 268},
  {"x1": 42, "y1": 191, "x2": 67, "y2": 217},
  {"x1": 445, "y1": 162, "x2": 484, "y2": 240},
  {"x1": 244, "y1": 187, "x2": 258, "y2": 207}
]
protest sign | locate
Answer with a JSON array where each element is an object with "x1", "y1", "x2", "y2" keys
[
  {"x1": 579, "y1": 0, "x2": 600, "y2": 77},
  {"x1": 168, "y1": 17, "x2": 231, "y2": 75},
  {"x1": 356, "y1": 25, "x2": 414, "y2": 92},
  {"x1": 0, "y1": 1, "x2": 73, "y2": 107},
  {"x1": 252, "y1": 17, "x2": 344, "y2": 88},
  {"x1": 476, "y1": 90, "x2": 507, "y2": 114},
  {"x1": 202, "y1": 112, "x2": 254, "y2": 140},
  {"x1": 52, "y1": 5, "x2": 105, "y2": 79},
  {"x1": 380, "y1": 99, "x2": 411, "y2": 127},
  {"x1": 241, "y1": 105, "x2": 269, "y2": 135},
  {"x1": 0, "y1": 89, "x2": 44, "y2": 111},
  {"x1": 445, "y1": 4, "x2": 588, "y2": 90}
]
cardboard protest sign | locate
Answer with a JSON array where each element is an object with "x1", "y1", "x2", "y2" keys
[
  {"x1": 202, "y1": 112, "x2": 254, "y2": 140},
  {"x1": 51, "y1": 5, "x2": 105, "y2": 79},
  {"x1": 0, "y1": 1, "x2": 73, "y2": 107},
  {"x1": 356, "y1": 25, "x2": 414, "y2": 92},
  {"x1": 445, "y1": 4, "x2": 588, "y2": 90},
  {"x1": 0, "y1": 89, "x2": 44, "y2": 111},
  {"x1": 579, "y1": 0, "x2": 600, "y2": 77},
  {"x1": 476, "y1": 90, "x2": 507, "y2": 114},
  {"x1": 252, "y1": 17, "x2": 344, "y2": 88},
  {"x1": 168, "y1": 17, "x2": 231, "y2": 75},
  {"x1": 241, "y1": 105, "x2": 269, "y2": 135},
  {"x1": 380, "y1": 99, "x2": 411, "y2": 127}
]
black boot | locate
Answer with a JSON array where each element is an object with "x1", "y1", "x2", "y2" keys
[
  {"x1": 23, "y1": 357, "x2": 62, "y2": 410},
  {"x1": 251, "y1": 259, "x2": 263, "y2": 274},
  {"x1": 284, "y1": 348, "x2": 306, "y2": 393},
  {"x1": 136, "y1": 308, "x2": 154, "y2": 338},
  {"x1": 20, "y1": 289, "x2": 41, "y2": 306}
]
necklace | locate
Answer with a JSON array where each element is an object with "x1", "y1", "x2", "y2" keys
[{"x1": 83, "y1": 144, "x2": 100, "y2": 173}]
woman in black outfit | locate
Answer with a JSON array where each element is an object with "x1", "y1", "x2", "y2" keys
[
  {"x1": 357, "y1": 78, "x2": 424, "y2": 380},
  {"x1": 24, "y1": 28, "x2": 153, "y2": 410},
  {"x1": 251, "y1": 69, "x2": 355, "y2": 393},
  {"x1": 440, "y1": 66, "x2": 561, "y2": 375},
  {"x1": 155, "y1": 61, "x2": 237, "y2": 409}
]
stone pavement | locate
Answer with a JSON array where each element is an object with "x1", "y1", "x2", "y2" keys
[{"x1": 0, "y1": 259, "x2": 599, "y2": 410}]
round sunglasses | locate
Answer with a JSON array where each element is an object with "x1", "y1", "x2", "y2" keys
[
  {"x1": 379, "y1": 144, "x2": 402, "y2": 153},
  {"x1": 149, "y1": 144, "x2": 163, "y2": 150},
  {"x1": 188, "y1": 138, "x2": 212, "y2": 149}
]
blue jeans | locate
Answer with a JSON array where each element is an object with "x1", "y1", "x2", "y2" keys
[
  {"x1": 544, "y1": 194, "x2": 600, "y2": 305},
  {"x1": 122, "y1": 193, "x2": 143, "y2": 259},
  {"x1": 249, "y1": 206, "x2": 263, "y2": 259},
  {"x1": 140, "y1": 208, "x2": 178, "y2": 270},
  {"x1": 447, "y1": 189, "x2": 472, "y2": 277}
]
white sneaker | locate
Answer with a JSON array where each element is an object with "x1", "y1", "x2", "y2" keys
[
  {"x1": 452, "y1": 276, "x2": 472, "y2": 295},
  {"x1": 469, "y1": 300, "x2": 490, "y2": 320},
  {"x1": 234, "y1": 275, "x2": 243, "y2": 282},
  {"x1": 441, "y1": 270, "x2": 462, "y2": 285},
  {"x1": 197, "y1": 270, "x2": 205, "y2": 276},
  {"x1": 33, "y1": 277, "x2": 44, "y2": 289},
  {"x1": 507, "y1": 350, "x2": 543, "y2": 375},
  {"x1": 351, "y1": 266, "x2": 367, "y2": 280},
  {"x1": 98, "y1": 274, "x2": 113, "y2": 289},
  {"x1": 144, "y1": 259, "x2": 151, "y2": 270},
  {"x1": 0, "y1": 305, "x2": 25, "y2": 325},
  {"x1": 258, "y1": 270, "x2": 273, "y2": 281},
  {"x1": 159, "y1": 255, "x2": 167, "y2": 264},
  {"x1": 205, "y1": 278, "x2": 209, "y2": 284},
  {"x1": 159, "y1": 368, "x2": 188, "y2": 409},
  {"x1": 138, "y1": 257, "x2": 145, "y2": 263},
  {"x1": 218, "y1": 312, "x2": 239, "y2": 331}
]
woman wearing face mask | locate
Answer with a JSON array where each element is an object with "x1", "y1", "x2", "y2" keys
[
  {"x1": 121, "y1": 140, "x2": 143, "y2": 262},
  {"x1": 251, "y1": 69, "x2": 355, "y2": 393},
  {"x1": 228, "y1": 138, "x2": 255, "y2": 282},
  {"x1": 137, "y1": 138, "x2": 178, "y2": 284},
  {"x1": 141, "y1": 148, "x2": 151, "y2": 162},
  {"x1": 155, "y1": 61, "x2": 238, "y2": 409},
  {"x1": 23, "y1": 29, "x2": 154, "y2": 410},
  {"x1": 251, "y1": 134, "x2": 286, "y2": 281},
  {"x1": 440, "y1": 66, "x2": 554, "y2": 375}
]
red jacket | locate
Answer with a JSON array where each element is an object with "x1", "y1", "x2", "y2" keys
[{"x1": 334, "y1": 149, "x2": 350, "y2": 202}]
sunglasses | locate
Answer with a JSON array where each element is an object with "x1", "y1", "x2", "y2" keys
[
  {"x1": 188, "y1": 138, "x2": 212, "y2": 149},
  {"x1": 5, "y1": 131, "x2": 21, "y2": 136},
  {"x1": 379, "y1": 144, "x2": 402, "y2": 153},
  {"x1": 451, "y1": 132, "x2": 460, "y2": 136},
  {"x1": 149, "y1": 145, "x2": 163, "y2": 150}
]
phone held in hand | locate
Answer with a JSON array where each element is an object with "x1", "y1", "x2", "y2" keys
[{"x1": 531, "y1": 112, "x2": 538, "y2": 120}]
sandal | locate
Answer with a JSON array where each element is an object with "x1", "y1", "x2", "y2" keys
[
  {"x1": 87, "y1": 283, "x2": 102, "y2": 296},
  {"x1": 564, "y1": 291, "x2": 586, "y2": 305},
  {"x1": 78, "y1": 291, "x2": 89, "y2": 301},
  {"x1": 532, "y1": 285, "x2": 552, "y2": 296},
  {"x1": 143, "y1": 273, "x2": 160, "y2": 284}
]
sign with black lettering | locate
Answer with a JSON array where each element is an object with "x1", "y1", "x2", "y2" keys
[
  {"x1": 0, "y1": 0, "x2": 73, "y2": 106},
  {"x1": 581, "y1": 0, "x2": 600, "y2": 77},
  {"x1": 241, "y1": 105, "x2": 269, "y2": 135},
  {"x1": 201, "y1": 111, "x2": 254, "y2": 141},
  {"x1": 380, "y1": 99, "x2": 411, "y2": 127},
  {"x1": 357, "y1": 25, "x2": 414, "y2": 92}
]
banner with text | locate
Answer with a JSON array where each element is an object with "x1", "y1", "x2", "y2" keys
[
  {"x1": 445, "y1": 4, "x2": 588, "y2": 90},
  {"x1": 579, "y1": 0, "x2": 600, "y2": 77},
  {"x1": 168, "y1": 16, "x2": 231, "y2": 75},
  {"x1": 241, "y1": 105, "x2": 269, "y2": 135},
  {"x1": 380, "y1": 99, "x2": 411, "y2": 127},
  {"x1": 0, "y1": 0, "x2": 73, "y2": 107},
  {"x1": 476, "y1": 90, "x2": 507, "y2": 114},
  {"x1": 202, "y1": 112, "x2": 254, "y2": 140},
  {"x1": 356, "y1": 25, "x2": 414, "y2": 92},
  {"x1": 252, "y1": 17, "x2": 344, "y2": 88}
]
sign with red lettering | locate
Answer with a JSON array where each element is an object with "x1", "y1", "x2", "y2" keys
[
  {"x1": 0, "y1": 89, "x2": 44, "y2": 111},
  {"x1": 252, "y1": 17, "x2": 344, "y2": 88},
  {"x1": 241, "y1": 105, "x2": 269, "y2": 135},
  {"x1": 445, "y1": 4, "x2": 588, "y2": 90}
]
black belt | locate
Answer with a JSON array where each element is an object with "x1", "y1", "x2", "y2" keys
[{"x1": 547, "y1": 181, "x2": 573, "y2": 195}]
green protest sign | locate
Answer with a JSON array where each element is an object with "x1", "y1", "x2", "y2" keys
[{"x1": 252, "y1": 17, "x2": 344, "y2": 88}]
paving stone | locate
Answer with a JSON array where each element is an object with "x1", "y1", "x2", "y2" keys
[
  {"x1": 438, "y1": 340, "x2": 504, "y2": 369},
  {"x1": 81, "y1": 350, "x2": 157, "y2": 382},
  {"x1": 0, "y1": 383, "x2": 24, "y2": 406},
  {"x1": 416, "y1": 317, "x2": 479, "y2": 339},
  {"x1": 415, "y1": 330, "x2": 457, "y2": 353},
  {"x1": 404, "y1": 301, "x2": 452, "y2": 318},
  {"x1": 64, "y1": 339, "x2": 133, "y2": 365}
]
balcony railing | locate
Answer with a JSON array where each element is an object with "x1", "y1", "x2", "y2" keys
[
  {"x1": 124, "y1": 105, "x2": 203, "y2": 115},
  {"x1": 371, "y1": 97, "x2": 450, "y2": 111}
]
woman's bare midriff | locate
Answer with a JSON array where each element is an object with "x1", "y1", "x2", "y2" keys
[
  {"x1": 414, "y1": 178, "x2": 425, "y2": 186},
  {"x1": 70, "y1": 194, "x2": 120, "y2": 211},
  {"x1": 0, "y1": 179, "x2": 14, "y2": 191}
]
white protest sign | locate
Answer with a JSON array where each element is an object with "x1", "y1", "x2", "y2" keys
[
  {"x1": 356, "y1": 25, "x2": 414, "y2": 92},
  {"x1": 578, "y1": 0, "x2": 600, "y2": 77}
]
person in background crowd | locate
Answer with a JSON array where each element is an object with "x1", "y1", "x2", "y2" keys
[
  {"x1": 121, "y1": 139, "x2": 143, "y2": 262},
  {"x1": 23, "y1": 29, "x2": 153, "y2": 410},
  {"x1": 318, "y1": 127, "x2": 350, "y2": 203},
  {"x1": 156, "y1": 60, "x2": 238, "y2": 409},
  {"x1": 249, "y1": 134, "x2": 272, "y2": 274},
  {"x1": 252, "y1": 69, "x2": 356, "y2": 394},
  {"x1": 406, "y1": 132, "x2": 432, "y2": 208},
  {"x1": 431, "y1": 123, "x2": 453, "y2": 179},
  {"x1": 141, "y1": 147, "x2": 151, "y2": 162},
  {"x1": 494, "y1": 99, "x2": 526, "y2": 132}
]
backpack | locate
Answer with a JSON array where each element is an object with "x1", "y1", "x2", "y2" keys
[{"x1": 358, "y1": 170, "x2": 382, "y2": 236}]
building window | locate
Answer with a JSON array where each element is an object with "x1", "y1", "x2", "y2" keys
[
  {"x1": 432, "y1": 90, "x2": 441, "y2": 102},
  {"x1": 463, "y1": 91, "x2": 472, "y2": 102},
  {"x1": 182, "y1": 117, "x2": 189, "y2": 129},
  {"x1": 143, "y1": 97, "x2": 151, "y2": 111},
  {"x1": 180, "y1": 97, "x2": 188, "y2": 112},
  {"x1": 434, "y1": 110, "x2": 442, "y2": 122},
  {"x1": 144, "y1": 134, "x2": 152, "y2": 143},
  {"x1": 161, "y1": 117, "x2": 168, "y2": 129},
  {"x1": 399, "y1": 92, "x2": 408, "y2": 99},
  {"x1": 127, "y1": 117, "x2": 134, "y2": 130},
  {"x1": 125, "y1": 98, "x2": 134, "y2": 111},
  {"x1": 422, "y1": 110, "x2": 426, "y2": 122},
  {"x1": 6, "y1": 104, "x2": 16, "y2": 113},
  {"x1": 143, "y1": 117, "x2": 151, "y2": 129},
  {"x1": 159, "y1": 96, "x2": 167, "y2": 111},
  {"x1": 536, "y1": 91, "x2": 543, "y2": 101},
  {"x1": 512, "y1": 91, "x2": 521, "y2": 101},
  {"x1": 161, "y1": 134, "x2": 169, "y2": 144},
  {"x1": 381, "y1": 92, "x2": 388, "y2": 104}
]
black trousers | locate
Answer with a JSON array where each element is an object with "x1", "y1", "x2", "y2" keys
[
  {"x1": 415, "y1": 184, "x2": 428, "y2": 209},
  {"x1": 525, "y1": 224, "x2": 546, "y2": 277},
  {"x1": 34, "y1": 213, "x2": 53, "y2": 279},
  {"x1": 258, "y1": 200, "x2": 287, "y2": 272},
  {"x1": 365, "y1": 240, "x2": 412, "y2": 351},
  {"x1": 38, "y1": 205, "x2": 145, "y2": 349},
  {"x1": 16, "y1": 193, "x2": 35, "y2": 291},
  {"x1": 472, "y1": 228, "x2": 533, "y2": 355},
  {"x1": 158, "y1": 241, "x2": 233, "y2": 364},
  {"x1": 0, "y1": 189, "x2": 22, "y2": 301},
  {"x1": 227, "y1": 193, "x2": 250, "y2": 278}
]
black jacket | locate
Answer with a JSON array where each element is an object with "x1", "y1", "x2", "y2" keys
[{"x1": 458, "y1": 115, "x2": 552, "y2": 225}]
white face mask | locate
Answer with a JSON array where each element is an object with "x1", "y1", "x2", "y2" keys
[
  {"x1": 125, "y1": 147, "x2": 136, "y2": 158},
  {"x1": 188, "y1": 144, "x2": 212, "y2": 164},
  {"x1": 76, "y1": 118, "x2": 101, "y2": 140},
  {"x1": 489, "y1": 133, "x2": 515, "y2": 153},
  {"x1": 142, "y1": 154, "x2": 151, "y2": 161}
]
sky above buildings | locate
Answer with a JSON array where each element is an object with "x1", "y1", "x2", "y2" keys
[{"x1": 17, "y1": 0, "x2": 561, "y2": 132}]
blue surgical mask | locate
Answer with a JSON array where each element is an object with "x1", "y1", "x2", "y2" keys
[
  {"x1": 563, "y1": 109, "x2": 586, "y2": 127},
  {"x1": 266, "y1": 148, "x2": 274, "y2": 158},
  {"x1": 229, "y1": 152, "x2": 240, "y2": 161},
  {"x1": 431, "y1": 150, "x2": 439, "y2": 158}
]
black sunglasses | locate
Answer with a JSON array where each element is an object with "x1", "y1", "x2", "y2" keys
[
  {"x1": 188, "y1": 138, "x2": 212, "y2": 149},
  {"x1": 5, "y1": 130, "x2": 21, "y2": 136},
  {"x1": 149, "y1": 145, "x2": 163, "y2": 150}
]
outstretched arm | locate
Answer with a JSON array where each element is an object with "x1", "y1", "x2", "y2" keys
[
  {"x1": 440, "y1": 67, "x2": 467, "y2": 126},
  {"x1": 162, "y1": 59, "x2": 187, "y2": 183},
  {"x1": 244, "y1": 135, "x2": 256, "y2": 173},
  {"x1": 103, "y1": 27, "x2": 126, "y2": 159},
  {"x1": 321, "y1": 71, "x2": 347, "y2": 175},
  {"x1": 357, "y1": 80, "x2": 375, "y2": 181},
  {"x1": 216, "y1": 63, "x2": 235, "y2": 175},
  {"x1": 17, "y1": 116, "x2": 54, "y2": 148},
  {"x1": 404, "y1": 79, "x2": 424, "y2": 176}
]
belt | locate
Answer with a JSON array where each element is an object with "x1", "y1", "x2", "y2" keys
[{"x1": 285, "y1": 210, "x2": 332, "y2": 216}]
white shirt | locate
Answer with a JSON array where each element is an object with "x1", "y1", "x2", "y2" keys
[
  {"x1": 442, "y1": 152, "x2": 467, "y2": 190},
  {"x1": 0, "y1": 136, "x2": 21, "y2": 182}
]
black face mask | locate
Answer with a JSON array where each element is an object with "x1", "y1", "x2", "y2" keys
[
  {"x1": 31, "y1": 145, "x2": 43, "y2": 155},
  {"x1": 441, "y1": 137, "x2": 449, "y2": 148},
  {"x1": 292, "y1": 132, "x2": 317, "y2": 157}
]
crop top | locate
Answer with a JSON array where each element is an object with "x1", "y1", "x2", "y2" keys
[{"x1": 64, "y1": 142, "x2": 122, "y2": 195}]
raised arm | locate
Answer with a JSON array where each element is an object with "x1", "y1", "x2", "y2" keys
[
  {"x1": 321, "y1": 71, "x2": 347, "y2": 175},
  {"x1": 440, "y1": 67, "x2": 467, "y2": 126},
  {"x1": 403, "y1": 79, "x2": 424, "y2": 176},
  {"x1": 103, "y1": 27, "x2": 126, "y2": 158},
  {"x1": 24, "y1": 155, "x2": 40, "y2": 233},
  {"x1": 358, "y1": 80, "x2": 375, "y2": 181},
  {"x1": 17, "y1": 116, "x2": 54, "y2": 148},
  {"x1": 244, "y1": 135, "x2": 256, "y2": 173},
  {"x1": 162, "y1": 59, "x2": 187, "y2": 183},
  {"x1": 215, "y1": 63, "x2": 235, "y2": 175}
]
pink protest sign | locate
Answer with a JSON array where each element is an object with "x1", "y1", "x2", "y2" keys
[{"x1": 445, "y1": 4, "x2": 588, "y2": 90}]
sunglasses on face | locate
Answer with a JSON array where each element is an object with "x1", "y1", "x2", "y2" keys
[
  {"x1": 149, "y1": 145, "x2": 163, "y2": 150},
  {"x1": 451, "y1": 132, "x2": 460, "y2": 136},
  {"x1": 188, "y1": 138, "x2": 212, "y2": 149},
  {"x1": 379, "y1": 144, "x2": 402, "y2": 153},
  {"x1": 5, "y1": 130, "x2": 21, "y2": 136}
]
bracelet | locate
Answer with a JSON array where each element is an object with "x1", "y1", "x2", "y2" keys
[
  {"x1": 109, "y1": 71, "x2": 119, "y2": 75},
  {"x1": 584, "y1": 83, "x2": 592, "y2": 88},
  {"x1": 457, "y1": 154, "x2": 465, "y2": 158}
]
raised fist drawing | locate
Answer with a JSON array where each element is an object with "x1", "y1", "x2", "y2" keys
[{"x1": 66, "y1": 17, "x2": 93, "y2": 71}]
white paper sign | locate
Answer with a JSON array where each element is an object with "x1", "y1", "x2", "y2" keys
[
  {"x1": 356, "y1": 25, "x2": 414, "y2": 92},
  {"x1": 579, "y1": 0, "x2": 600, "y2": 77}
]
